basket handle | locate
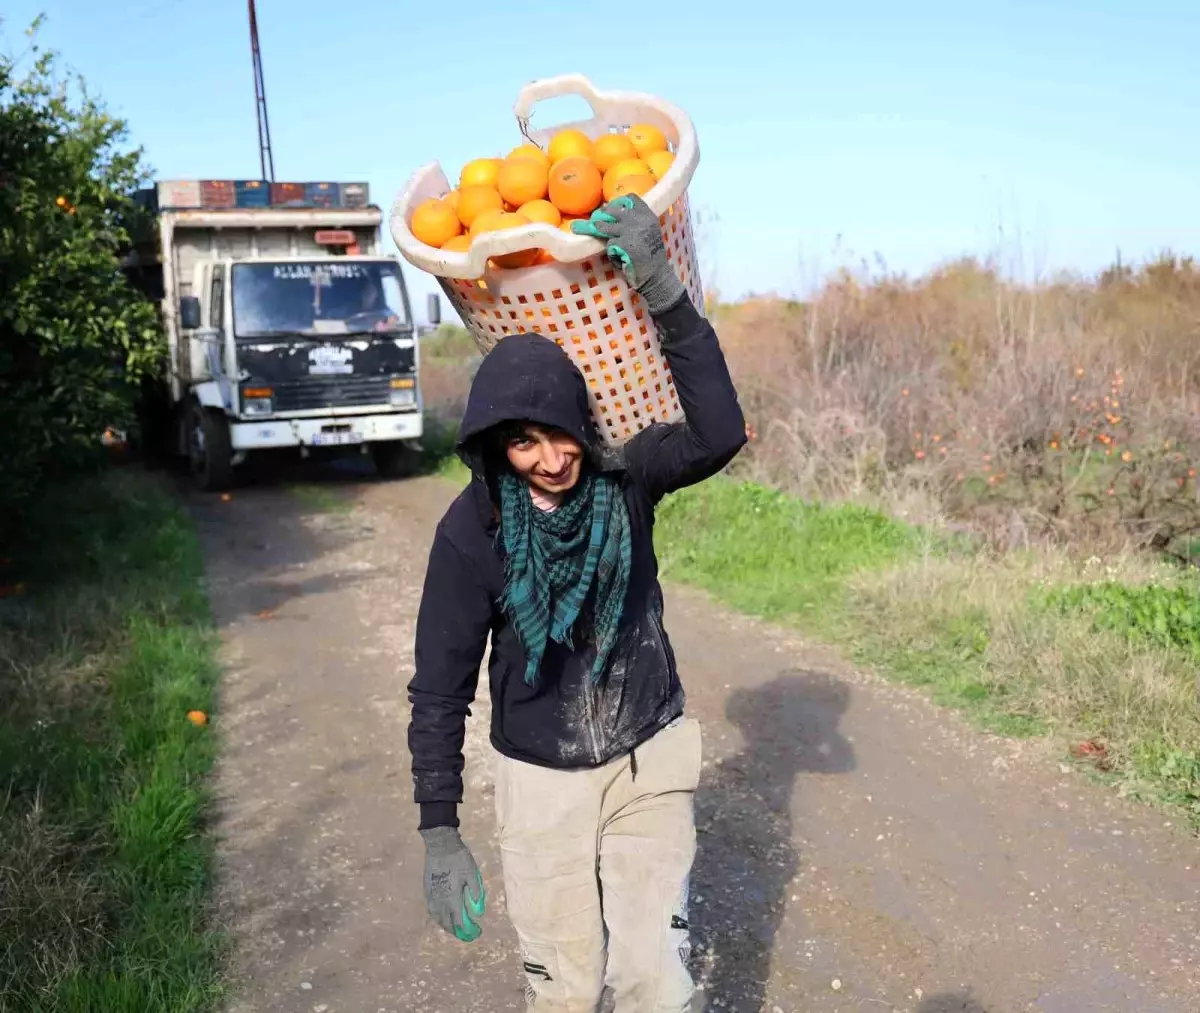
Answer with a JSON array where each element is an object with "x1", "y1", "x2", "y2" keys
[{"x1": 513, "y1": 73, "x2": 606, "y2": 129}]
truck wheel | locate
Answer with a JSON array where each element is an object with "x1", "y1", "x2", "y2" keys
[
  {"x1": 370, "y1": 440, "x2": 421, "y2": 480},
  {"x1": 187, "y1": 402, "x2": 235, "y2": 492}
]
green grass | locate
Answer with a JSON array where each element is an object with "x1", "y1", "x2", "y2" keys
[
  {"x1": 656, "y1": 479, "x2": 920, "y2": 627},
  {"x1": 1041, "y1": 580, "x2": 1200, "y2": 656},
  {"x1": 0, "y1": 470, "x2": 224, "y2": 1011}
]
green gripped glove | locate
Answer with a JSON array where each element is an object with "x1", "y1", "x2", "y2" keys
[
  {"x1": 571, "y1": 194, "x2": 687, "y2": 316},
  {"x1": 420, "y1": 826, "x2": 486, "y2": 942}
]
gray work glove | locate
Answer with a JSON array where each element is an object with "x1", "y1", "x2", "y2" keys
[
  {"x1": 420, "y1": 826, "x2": 486, "y2": 942},
  {"x1": 571, "y1": 194, "x2": 687, "y2": 316}
]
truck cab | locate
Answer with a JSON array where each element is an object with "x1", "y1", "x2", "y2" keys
[{"x1": 130, "y1": 179, "x2": 438, "y2": 490}]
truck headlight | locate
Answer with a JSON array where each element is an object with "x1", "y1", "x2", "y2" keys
[
  {"x1": 389, "y1": 377, "x2": 416, "y2": 408},
  {"x1": 241, "y1": 387, "x2": 274, "y2": 416}
]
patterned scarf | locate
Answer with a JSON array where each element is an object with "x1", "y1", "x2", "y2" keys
[{"x1": 498, "y1": 469, "x2": 632, "y2": 687}]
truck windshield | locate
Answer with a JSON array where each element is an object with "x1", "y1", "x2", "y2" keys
[{"x1": 231, "y1": 261, "x2": 410, "y2": 339}]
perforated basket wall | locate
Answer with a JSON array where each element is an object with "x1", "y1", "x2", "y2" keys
[
  {"x1": 391, "y1": 74, "x2": 705, "y2": 447},
  {"x1": 437, "y1": 195, "x2": 703, "y2": 446}
]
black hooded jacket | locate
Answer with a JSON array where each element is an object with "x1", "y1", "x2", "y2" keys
[{"x1": 408, "y1": 295, "x2": 746, "y2": 830}]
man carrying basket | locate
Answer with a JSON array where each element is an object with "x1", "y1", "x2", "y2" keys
[{"x1": 407, "y1": 194, "x2": 746, "y2": 1012}]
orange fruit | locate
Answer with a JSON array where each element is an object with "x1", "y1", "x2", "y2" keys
[
  {"x1": 593, "y1": 133, "x2": 638, "y2": 173},
  {"x1": 473, "y1": 211, "x2": 539, "y2": 269},
  {"x1": 560, "y1": 217, "x2": 584, "y2": 233},
  {"x1": 410, "y1": 197, "x2": 462, "y2": 248},
  {"x1": 468, "y1": 207, "x2": 508, "y2": 239},
  {"x1": 549, "y1": 157, "x2": 603, "y2": 217},
  {"x1": 509, "y1": 143, "x2": 550, "y2": 168},
  {"x1": 497, "y1": 157, "x2": 549, "y2": 207},
  {"x1": 442, "y1": 234, "x2": 472, "y2": 253},
  {"x1": 518, "y1": 199, "x2": 562, "y2": 227},
  {"x1": 456, "y1": 185, "x2": 504, "y2": 228},
  {"x1": 602, "y1": 158, "x2": 651, "y2": 201},
  {"x1": 460, "y1": 157, "x2": 502, "y2": 189},
  {"x1": 443, "y1": 188, "x2": 461, "y2": 213},
  {"x1": 612, "y1": 173, "x2": 657, "y2": 199},
  {"x1": 627, "y1": 123, "x2": 668, "y2": 159},
  {"x1": 534, "y1": 249, "x2": 556, "y2": 265},
  {"x1": 187, "y1": 710, "x2": 208, "y2": 727},
  {"x1": 547, "y1": 128, "x2": 594, "y2": 166},
  {"x1": 645, "y1": 150, "x2": 675, "y2": 179}
]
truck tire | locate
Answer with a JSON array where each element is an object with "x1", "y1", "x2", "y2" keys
[
  {"x1": 187, "y1": 402, "x2": 235, "y2": 492},
  {"x1": 370, "y1": 439, "x2": 421, "y2": 480}
]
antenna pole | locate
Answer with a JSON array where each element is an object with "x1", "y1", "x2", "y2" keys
[{"x1": 248, "y1": 0, "x2": 275, "y2": 181}]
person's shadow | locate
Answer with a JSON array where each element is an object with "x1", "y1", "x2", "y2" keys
[{"x1": 689, "y1": 671, "x2": 855, "y2": 1011}]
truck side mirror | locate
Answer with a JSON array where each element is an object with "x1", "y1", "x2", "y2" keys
[
  {"x1": 426, "y1": 293, "x2": 441, "y2": 327},
  {"x1": 179, "y1": 295, "x2": 201, "y2": 330}
]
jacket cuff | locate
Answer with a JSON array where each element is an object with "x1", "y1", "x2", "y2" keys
[
  {"x1": 419, "y1": 801, "x2": 460, "y2": 830},
  {"x1": 652, "y1": 289, "x2": 699, "y2": 334}
]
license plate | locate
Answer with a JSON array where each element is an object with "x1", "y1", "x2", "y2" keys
[{"x1": 311, "y1": 430, "x2": 363, "y2": 446}]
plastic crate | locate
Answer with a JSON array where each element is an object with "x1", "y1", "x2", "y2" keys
[
  {"x1": 270, "y1": 182, "x2": 307, "y2": 206},
  {"x1": 390, "y1": 74, "x2": 703, "y2": 447},
  {"x1": 305, "y1": 182, "x2": 338, "y2": 207},
  {"x1": 339, "y1": 182, "x2": 370, "y2": 208},
  {"x1": 235, "y1": 180, "x2": 270, "y2": 207},
  {"x1": 199, "y1": 180, "x2": 235, "y2": 208}
]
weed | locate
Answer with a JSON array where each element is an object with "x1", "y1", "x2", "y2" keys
[{"x1": 1042, "y1": 580, "x2": 1200, "y2": 656}]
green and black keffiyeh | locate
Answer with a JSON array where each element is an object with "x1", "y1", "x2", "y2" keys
[{"x1": 498, "y1": 469, "x2": 632, "y2": 687}]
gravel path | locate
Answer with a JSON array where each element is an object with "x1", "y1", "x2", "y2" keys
[{"x1": 190, "y1": 470, "x2": 1200, "y2": 1013}]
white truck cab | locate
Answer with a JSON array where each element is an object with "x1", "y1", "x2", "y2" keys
[{"x1": 128, "y1": 180, "x2": 439, "y2": 490}]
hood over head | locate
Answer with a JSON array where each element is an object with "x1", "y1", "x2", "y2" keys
[{"x1": 456, "y1": 332, "x2": 598, "y2": 484}]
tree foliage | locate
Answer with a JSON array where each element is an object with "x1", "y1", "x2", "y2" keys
[{"x1": 1, "y1": 20, "x2": 163, "y2": 533}]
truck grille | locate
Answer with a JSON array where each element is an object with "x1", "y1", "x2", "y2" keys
[{"x1": 268, "y1": 375, "x2": 393, "y2": 412}]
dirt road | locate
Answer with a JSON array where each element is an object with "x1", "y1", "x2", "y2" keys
[{"x1": 192, "y1": 468, "x2": 1200, "y2": 1013}]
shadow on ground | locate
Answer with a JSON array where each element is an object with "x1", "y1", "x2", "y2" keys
[
  {"x1": 689, "y1": 671, "x2": 856, "y2": 1011},
  {"x1": 918, "y1": 991, "x2": 990, "y2": 1012}
]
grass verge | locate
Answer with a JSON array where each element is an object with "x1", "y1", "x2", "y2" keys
[
  {"x1": 0, "y1": 469, "x2": 224, "y2": 1011},
  {"x1": 656, "y1": 477, "x2": 1200, "y2": 825}
]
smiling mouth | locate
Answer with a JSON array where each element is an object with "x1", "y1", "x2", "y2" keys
[{"x1": 540, "y1": 463, "x2": 575, "y2": 484}]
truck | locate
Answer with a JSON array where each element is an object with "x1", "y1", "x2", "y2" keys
[{"x1": 124, "y1": 178, "x2": 439, "y2": 490}]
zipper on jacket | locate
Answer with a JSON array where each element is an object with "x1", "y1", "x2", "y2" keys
[
  {"x1": 582, "y1": 679, "x2": 603, "y2": 765},
  {"x1": 630, "y1": 746, "x2": 638, "y2": 781},
  {"x1": 647, "y1": 603, "x2": 675, "y2": 709}
]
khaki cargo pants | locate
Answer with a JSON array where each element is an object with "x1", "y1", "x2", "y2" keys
[{"x1": 494, "y1": 717, "x2": 702, "y2": 1013}]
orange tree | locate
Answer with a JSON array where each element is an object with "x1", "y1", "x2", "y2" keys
[{"x1": 0, "y1": 22, "x2": 162, "y2": 537}]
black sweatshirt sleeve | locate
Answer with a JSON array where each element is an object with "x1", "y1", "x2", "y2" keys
[
  {"x1": 624, "y1": 294, "x2": 747, "y2": 503},
  {"x1": 407, "y1": 521, "x2": 493, "y2": 830}
]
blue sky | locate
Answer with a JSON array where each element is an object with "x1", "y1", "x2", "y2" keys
[{"x1": 5, "y1": 1, "x2": 1198, "y2": 317}]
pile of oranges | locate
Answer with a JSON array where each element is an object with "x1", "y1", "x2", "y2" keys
[{"x1": 408, "y1": 124, "x2": 675, "y2": 270}]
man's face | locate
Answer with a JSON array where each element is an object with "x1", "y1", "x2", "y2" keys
[{"x1": 505, "y1": 424, "x2": 584, "y2": 497}]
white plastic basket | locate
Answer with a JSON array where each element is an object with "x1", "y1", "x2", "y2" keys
[{"x1": 390, "y1": 74, "x2": 704, "y2": 447}]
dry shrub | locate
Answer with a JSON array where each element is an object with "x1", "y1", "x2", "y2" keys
[
  {"x1": 419, "y1": 324, "x2": 481, "y2": 428},
  {"x1": 718, "y1": 254, "x2": 1200, "y2": 553},
  {"x1": 420, "y1": 358, "x2": 475, "y2": 420},
  {"x1": 845, "y1": 545, "x2": 1200, "y2": 797}
]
